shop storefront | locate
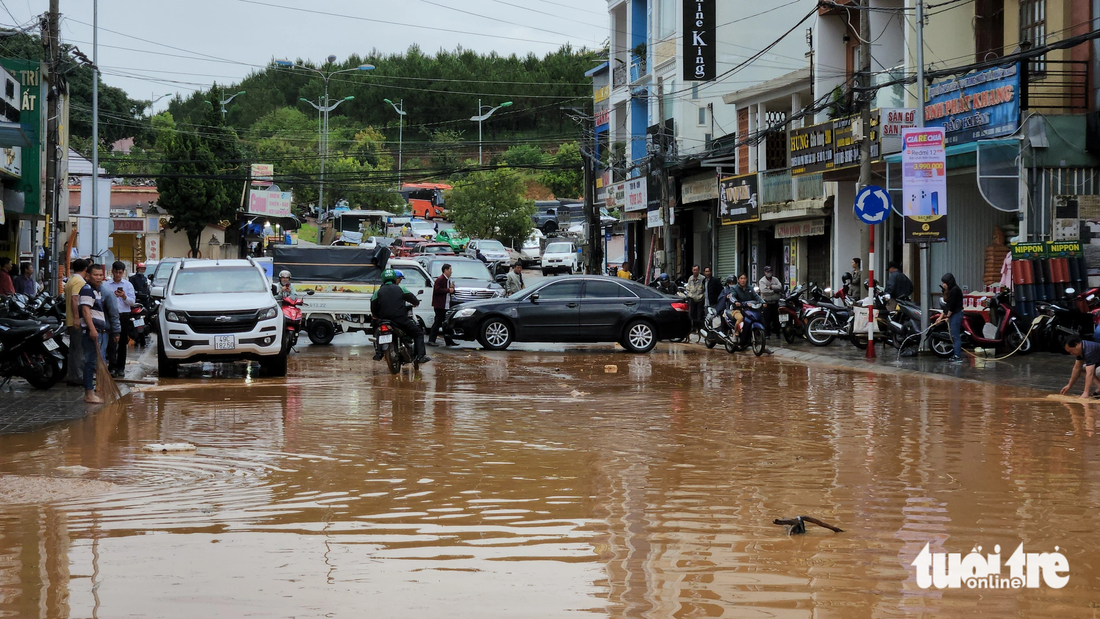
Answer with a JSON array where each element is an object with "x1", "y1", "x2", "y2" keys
[{"x1": 678, "y1": 171, "x2": 719, "y2": 274}]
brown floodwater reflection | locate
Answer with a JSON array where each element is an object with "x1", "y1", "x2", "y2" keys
[{"x1": 1, "y1": 343, "x2": 1099, "y2": 618}]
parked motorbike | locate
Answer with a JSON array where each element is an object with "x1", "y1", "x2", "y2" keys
[
  {"x1": 374, "y1": 320, "x2": 420, "y2": 374},
  {"x1": 927, "y1": 289, "x2": 1032, "y2": 357},
  {"x1": 802, "y1": 284, "x2": 854, "y2": 347},
  {"x1": 777, "y1": 285, "x2": 807, "y2": 343},
  {"x1": 2, "y1": 293, "x2": 68, "y2": 376},
  {"x1": 1030, "y1": 287, "x2": 1099, "y2": 353},
  {"x1": 849, "y1": 291, "x2": 923, "y2": 354},
  {"x1": 0, "y1": 316, "x2": 65, "y2": 389}
]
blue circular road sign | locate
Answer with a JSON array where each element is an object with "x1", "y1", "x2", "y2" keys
[{"x1": 854, "y1": 185, "x2": 891, "y2": 225}]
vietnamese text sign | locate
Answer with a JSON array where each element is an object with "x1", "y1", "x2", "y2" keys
[
  {"x1": 683, "y1": 0, "x2": 716, "y2": 81},
  {"x1": 251, "y1": 163, "x2": 274, "y2": 180},
  {"x1": 924, "y1": 64, "x2": 1020, "y2": 146},
  {"x1": 880, "y1": 108, "x2": 918, "y2": 154},
  {"x1": 902, "y1": 127, "x2": 947, "y2": 243},
  {"x1": 647, "y1": 204, "x2": 663, "y2": 229},
  {"x1": 774, "y1": 218, "x2": 825, "y2": 239},
  {"x1": 624, "y1": 177, "x2": 648, "y2": 212},
  {"x1": 718, "y1": 173, "x2": 759, "y2": 224},
  {"x1": 789, "y1": 123, "x2": 832, "y2": 175},
  {"x1": 145, "y1": 236, "x2": 160, "y2": 261},
  {"x1": 249, "y1": 190, "x2": 292, "y2": 217},
  {"x1": 680, "y1": 172, "x2": 718, "y2": 204}
]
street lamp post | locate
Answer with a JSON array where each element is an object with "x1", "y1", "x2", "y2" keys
[
  {"x1": 275, "y1": 59, "x2": 374, "y2": 216},
  {"x1": 150, "y1": 92, "x2": 172, "y2": 111},
  {"x1": 218, "y1": 90, "x2": 246, "y2": 121},
  {"x1": 383, "y1": 98, "x2": 406, "y2": 186},
  {"x1": 470, "y1": 100, "x2": 512, "y2": 165}
]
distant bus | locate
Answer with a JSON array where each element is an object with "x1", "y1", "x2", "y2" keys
[{"x1": 400, "y1": 183, "x2": 452, "y2": 220}]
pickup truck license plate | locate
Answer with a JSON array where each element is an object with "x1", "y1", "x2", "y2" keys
[
  {"x1": 214, "y1": 335, "x2": 235, "y2": 350},
  {"x1": 377, "y1": 334, "x2": 393, "y2": 344},
  {"x1": 779, "y1": 314, "x2": 789, "y2": 323},
  {"x1": 132, "y1": 318, "x2": 145, "y2": 328},
  {"x1": 43, "y1": 338, "x2": 59, "y2": 351}
]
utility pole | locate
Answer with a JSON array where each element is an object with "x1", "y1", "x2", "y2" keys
[
  {"x1": 657, "y1": 78, "x2": 673, "y2": 278},
  {"x1": 91, "y1": 0, "x2": 100, "y2": 259},
  {"x1": 44, "y1": 0, "x2": 61, "y2": 291},
  {"x1": 915, "y1": 0, "x2": 931, "y2": 342},
  {"x1": 583, "y1": 124, "x2": 602, "y2": 275},
  {"x1": 859, "y1": 0, "x2": 875, "y2": 358}
]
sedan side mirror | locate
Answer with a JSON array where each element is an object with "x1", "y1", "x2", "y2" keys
[{"x1": 529, "y1": 293, "x2": 539, "y2": 302}]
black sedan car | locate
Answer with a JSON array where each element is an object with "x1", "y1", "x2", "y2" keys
[{"x1": 444, "y1": 275, "x2": 691, "y2": 353}]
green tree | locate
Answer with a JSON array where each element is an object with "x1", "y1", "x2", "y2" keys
[
  {"x1": 539, "y1": 141, "x2": 584, "y2": 198},
  {"x1": 446, "y1": 169, "x2": 534, "y2": 244},
  {"x1": 501, "y1": 144, "x2": 545, "y2": 168},
  {"x1": 155, "y1": 122, "x2": 236, "y2": 256}
]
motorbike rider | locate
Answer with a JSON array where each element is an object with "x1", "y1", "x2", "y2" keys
[
  {"x1": 716, "y1": 274, "x2": 762, "y2": 333},
  {"x1": 129, "y1": 262, "x2": 150, "y2": 297},
  {"x1": 651, "y1": 273, "x2": 676, "y2": 295},
  {"x1": 276, "y1": 270, "x2": 298, "y2": 302},
  {"x1": 370, "y1": 268, "x2": 430, "y2": 364}
]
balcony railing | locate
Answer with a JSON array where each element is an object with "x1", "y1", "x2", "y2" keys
[
  {"x1": 794, "y1": 173, "x2": 824, "y2": 201},
  {"x1": 762, "y1": 169, "x2": 792, "y2": 204},
  {"x1": 629, "y1": 56, "x2": 647, "y2": 83}
]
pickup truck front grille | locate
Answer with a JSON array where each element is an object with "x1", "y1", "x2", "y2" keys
[{"x1": 185, "y1": 309, "x2": 260, "y2": 334}]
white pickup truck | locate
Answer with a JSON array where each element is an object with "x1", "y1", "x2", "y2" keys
[{"x1": 273, "y1": 247, "x2": 435, "y2": 345}]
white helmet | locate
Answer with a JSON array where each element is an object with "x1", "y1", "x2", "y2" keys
[{"x1": 279, "y1": 270, "x2": 291, "y2": 279}]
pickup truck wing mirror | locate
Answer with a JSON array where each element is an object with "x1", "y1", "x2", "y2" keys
[{"x1": 150, "y1": 286, "x2": 164, "y2": 300}]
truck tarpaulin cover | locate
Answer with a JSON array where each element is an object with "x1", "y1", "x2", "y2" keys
[{"x1": 273, "y1": 247, "x2": 383, "y2": 283}]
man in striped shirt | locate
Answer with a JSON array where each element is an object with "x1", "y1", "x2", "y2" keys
[{"x1": 79, "y1": 264, "x2": 108, "y2": 403}]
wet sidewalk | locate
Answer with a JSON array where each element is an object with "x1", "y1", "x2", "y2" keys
[
  {"x1": 759, "y1": 336, "x2": 1073, "y2": 394},
  {"x1": 0, "y1": 345, "x2": 151, "y2": 435}
]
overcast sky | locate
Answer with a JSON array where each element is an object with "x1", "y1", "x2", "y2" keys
[{"x1": 3, "y1": 0, "x2": 608, "y2": 110}]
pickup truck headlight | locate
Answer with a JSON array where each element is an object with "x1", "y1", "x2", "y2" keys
[
  {"x1": 165, "y1": 310, "x2": 186, "y2": 323},
  {"x1": 453, "y1": 307, "x2": 477, "y2": 319},
  {"x1": 258, "y1": 306, "x2": 279, "y2": 320}
]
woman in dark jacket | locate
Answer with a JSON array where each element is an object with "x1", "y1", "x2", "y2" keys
[{"x1": 936, "y1": 273, "x2": 965, "y2": 361}]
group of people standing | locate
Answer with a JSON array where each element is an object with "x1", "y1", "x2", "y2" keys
[
  {"x1": 63, "y1": 259, "x2": 150, "y2": 402},
  {"x1": 0, "y1": 257, "x2": 41, "y2": 297},
  {"x1": 674, "y1": 264, "x2": 788, "y2": 339}
]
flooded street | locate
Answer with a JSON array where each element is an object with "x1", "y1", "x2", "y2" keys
[{"x1": 2, "y1": 342, "x2": 1099, "y2": 618}]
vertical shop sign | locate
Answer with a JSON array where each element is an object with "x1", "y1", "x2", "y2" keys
[
  {"x1": 682, "y1": 0, "x2": 715, "y2": 81},
  {"x1": 901, "y1": 127, "x2": 948, "y2": 243}
]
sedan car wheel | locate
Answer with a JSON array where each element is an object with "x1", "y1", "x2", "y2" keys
[
  {"x1": 478, "y1": 318, "x2": 513, "y2": 351},
  {"x1": 622, "y1": 320, "x2": 657, "y2": 353}
]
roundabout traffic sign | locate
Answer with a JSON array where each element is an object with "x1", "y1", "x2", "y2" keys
[{"x1": 855, "y1": 185, "x2": 891, "y2": 225}]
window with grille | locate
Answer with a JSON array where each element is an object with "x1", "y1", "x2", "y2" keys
[{"x1": 1019, "y1": 0, "x2": 1046, "y2": 74}]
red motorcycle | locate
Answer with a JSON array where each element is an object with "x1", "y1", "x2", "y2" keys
[
  {"x1": 928, "y1": 289, "x2": 1032, "y2": 357},
  {"x1": 777, "y1": 285, "x2": 808, "y2": 343},
  {"x1": 280, "y1": 296, "x2": 305, "y2": 354}
]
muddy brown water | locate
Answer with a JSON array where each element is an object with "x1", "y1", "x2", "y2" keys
[{"x1": 1, "y1": 344, "x2": 1099, "y2": 618}]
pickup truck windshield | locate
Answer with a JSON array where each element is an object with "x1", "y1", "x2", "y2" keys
[
  {"x1": 432, "y1": 261, "x2": 491, "y2": 280},
  {"x1": 172, "y1": 267, "x2": 268, "y2": 295},
  {"x1": 479, "y1": 240, "x2": 506, "y2": 251},
  {"x1": 545, "y1": 242, "x2": 573, "y2": 254}
]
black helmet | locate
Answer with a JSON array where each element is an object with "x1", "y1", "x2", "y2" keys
[
  {"x1": 841, "y1": 271, "x2": 852, "y2": 284},
  {"x1": 725, "y1": 275, "x2": 736, "y2": 285}
]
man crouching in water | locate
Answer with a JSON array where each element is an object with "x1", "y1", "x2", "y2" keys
[{"x1": 371, "y1": 268, "x2": 430, "y2": 364}]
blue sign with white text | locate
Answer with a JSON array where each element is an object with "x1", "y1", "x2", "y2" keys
[{"x1": 924, "y1": 63, "x2": 1020, "y2": 146}]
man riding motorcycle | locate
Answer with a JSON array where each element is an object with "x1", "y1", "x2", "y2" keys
[
  {"x1": 276, "y1": 270, "x2": 297, "y2": 302},
  {"x1": 651, "y1": 273, "x2": 675, "y2": 295},
  {"x1": 715, "y1": 274, "x2": 762, "y2": 333},
  {"x1": 370, "y1": 268, "x2": 430, "y2": 364}
]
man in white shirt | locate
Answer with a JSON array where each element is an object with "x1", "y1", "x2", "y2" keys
[{"x1": 101, "y1": 261, "x2": 136, "y2": 377}]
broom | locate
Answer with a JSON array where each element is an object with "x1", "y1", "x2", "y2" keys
[{"x1": 95, "y1": 345, "x2": 122, "y2": 403}]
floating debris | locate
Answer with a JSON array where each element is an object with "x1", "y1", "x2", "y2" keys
[{"x1": 142, "y1": 443, "x2": 197, "y2": 453}]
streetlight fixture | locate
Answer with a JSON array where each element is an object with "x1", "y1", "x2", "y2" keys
[
  {"x1": 470, "y1": 100, "x2": 513, "y2": 165},
  {"x1": 218, "y1": 90, "x2": 246, "y2": 121},
  {"x1": 150, "y1": 92, "x2": 172, "y2": 111},
  {"x1": 275, "y1": 58, "x2": 374, "y2": 216},
  {"x1": 383, "y1": 98, "x2": 406, "y2": 187}
]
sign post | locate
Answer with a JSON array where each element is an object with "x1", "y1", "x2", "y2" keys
[{"x1": 855, "y1": 185, "x2": 891, "y2": 359}]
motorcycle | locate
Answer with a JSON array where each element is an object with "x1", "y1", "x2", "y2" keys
[
  {"x1": 927, "y1": 289, "x2": 1032, "y2": 358},
  {"x1": 280, "y1": 295, "x2": 306, "y2": 353},
  {"x1": 849, "y1": 291, "x2": 924, "y2": 355},
  {"x1": 738, "y1": 300, "x2": 768, "y2": 356},
  {"x1": 700, "y1": 306, "x2": 736, "y2": 352},
  {"x1": 0, "y1": 316, "x2": 65, "y2": 389},
  {"x1": 2, "y1": 293, "x2": 69, "y2": 377},
  {"x1": 1031, "y1": 287, "x2": 1098, "y2": 353},
  {"x1": 777, "y1": 285, "x2": 807, "y2": 344},
  {"x1": 134, "y1": 292, "x2": 155, "y2": 347},
  {"x1": 802, "y1": 284, "x2": 855, "y2": 347},
  {"x1": 375, "y1": 320, "x2": 420, "y2": 374}
]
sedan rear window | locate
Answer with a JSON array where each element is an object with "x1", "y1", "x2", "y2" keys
[
  {"x1": 584, "y1": 280, "x2": 637, "y2": 298},
  {"x1": 172, "y1": 267, "x2": 268, "y2": 295}
]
